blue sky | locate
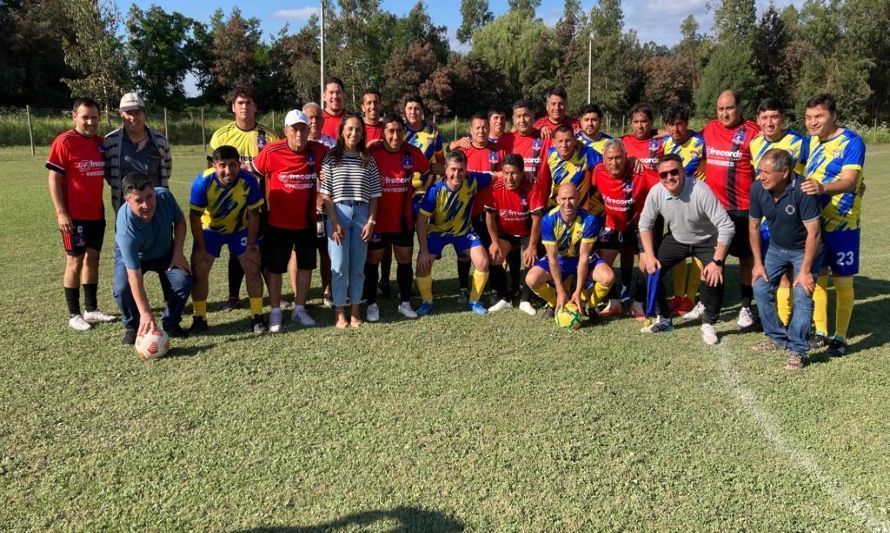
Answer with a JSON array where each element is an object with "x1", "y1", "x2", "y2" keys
[{"x1": 127, "y1": 0, "x2": 805, "y2": 49}]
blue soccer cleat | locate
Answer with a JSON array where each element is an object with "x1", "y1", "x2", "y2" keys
[
  {"x1": 416, "y1": 301, "x2": 434, "y2": 316},
  {"x1": 469, "y1": 301, "x2": 489, "y2": 316}
]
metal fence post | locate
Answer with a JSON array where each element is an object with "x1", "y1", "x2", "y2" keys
[
  {"x1": 26, "y1": 105, "x2": 35, "y2": 156},
  {"x1": 163, "y1": 108, "x2": 169, "y2": 140},
  {"x1": 201, "y1": 107, "x2": 206, "y2": 154}
]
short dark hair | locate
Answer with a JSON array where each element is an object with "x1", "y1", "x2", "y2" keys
[
  {"x1": 382, "y1": 113, "x2": 404, "y2": 128},
  {"x1": 487, "y1": 109, "x2": 506, "y2": 119},
  {"x1": 553, "y1": 124, "x2": 574, "y2": 137},
  {"x1": 629, "y1": 103, "x2": 654, "y2": 121},
  {"x1": 403, "y1": 94, "x2": 424, "y2": 110},
  {"x1": 512, "y1": 99, "x2": 533, "y2": 112},
  {"x1": 757, "y1": 98, "x2": 784, "y2": 115},
  {"x1": 761, "y1": 148, "x2": 793, "y2": 174},
  {"x1": 230, "y1": 87, "x2": 256, "y2": 105},
  {"x1": 122, "y1": 172, "x2": 152, "y2": 195},
  {"x1": 470, "y1": 112, "x2": 488, "y2": 123},
  {"x1": 722, "y1": 90, "x2": 741, "y2": 106},
  {"x1": 547, "y1": 86, "x2": 568, "y2": 100},
  {"x1": 806, "y1": 93, "x2": 836, "y2": 114},
  {"x1": 502, "y1": 153, "x2": 524, "y2": 169},
  {"x1": 324, "y1": 77, "x2": 344, "y2": 91},
  {"x1": 362, "y1": 87, "x2": 381, "y2": 100},
  {"x1": 72, "y1": 97, "x2": 100, "y2": 113},
  {"x1": 445, "y1": 150, "x2": 467, "y2": 166},
  {"x1": 578, "y1": 104, "x2": 603, "y2": 119},
  {"x1": 212, "y1": 145, "x2": 240, "y2": 162},
  {"x1": 662, "y1": 103, "x2": 690, "y2": 124},
  {"x1": 659, "y1": 153, "x2": 684, "y2": 167}
]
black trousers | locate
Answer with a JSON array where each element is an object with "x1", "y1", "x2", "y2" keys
[{"x1": 655, "y1": 234, "x2": 723, "y2": 325}]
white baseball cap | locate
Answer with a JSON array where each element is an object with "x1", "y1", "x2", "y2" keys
[
  {"x1": 119, "y1": 92, "x2": 145, "y2": 112},
  {"x1": 284, "y1": 109, "x2": 309, "y2": 127}
]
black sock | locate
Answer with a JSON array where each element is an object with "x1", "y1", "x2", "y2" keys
[
  {"x1": 520, "y1": 269, "x2": 532, "y2": 301},
  {"x1": 82, "y1": 283, "x2": 98, "y2": 312},
  {"x1": 228, "y1": 253, "x2": 244, "y2": 298},
  {"x1": 396, "y1": 262, "x2": 413, "y2": 303},
  {"x1": 621, "y1": 264, "x2": 633, "y2": 289},
  {"x1": 363, "y1": 262, "x2": 379, "y2": 305},
  {"x1": 633, "y1": 275, "x2": 645, "y2": 302},
  {"x1": 507, "y1": 249, "x2": 521, "y2": 297},
  {"x1": 490, "y1": 265, "x2": 508, "y2": 299},
  {"x1": 457, "y1": 258, "x2": 471, "y2": 291},
  {"x1": 380, "y1": 257, "x2": 392, "y2": 286},
  {"x1": 65, "y1": 287, "x2": 81, "y2": 316},
  {"x1": 740, "y1": 284, "x2": 753, "y2": 308},
  {"x1": 607, "y1": 283, "x2": 619, "y2": 300}
]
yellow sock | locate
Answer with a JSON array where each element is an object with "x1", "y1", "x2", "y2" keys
[
  {"x1": 594, "y1": 282, "x2": 610, "y2": 305},
  {"x1": 776, "y1": 286, "x2": 792, "y2": 326},
  {"x1": 673, "y1": 260, "x2": 688, "y2": 297},
  {"x1": 533, "y1": 283, "x2": 557, "y2": 307},
  {"x1": 417, "y1": 275, "x2": 433, "y2": 302},
  {"x1": 249, "y1": 297, "x2": 263, "y2": 316},
  {"x1": 834, "y1": 276, "x2": 854, "y2": 339},
  {"x1": 470, "y1": 270, "x2": 488, "y2": 302},
  {"x1": 813, "y1": 274, "x2": 829, "y2": 335},
  {"x1": 686, "y1": 259, "x2": 702, "y2": 299},
  {"x1": 193, "y1": 300, "x2": 207, "y2": 318}
]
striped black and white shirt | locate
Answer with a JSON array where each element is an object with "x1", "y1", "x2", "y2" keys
[{"x1": 320, "y1": 151, "x2": 382, "y2": 203}]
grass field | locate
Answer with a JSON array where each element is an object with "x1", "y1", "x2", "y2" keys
[{"x1": 2, "y1": 145, "x2": 889, "y2": 531}]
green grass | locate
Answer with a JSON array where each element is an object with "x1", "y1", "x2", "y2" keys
[{"x1": 2, "y1": 145, "x2": 890, "y2": 530}]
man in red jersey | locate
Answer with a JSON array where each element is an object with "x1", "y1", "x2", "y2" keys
[
  {"x1": 622, "y1": 103, "x2": 663, "y2": 170},
  {"x1": 449, "y1": 108, "x2": 509, "y2": 151},
  {"x1": 701, "y1": 89, "x2": 761, "y2": 329},
  {"x1": 456, "y1": 112, "x2": 507, "y2": 303},
  {"x1": 47, "y1": 97, "x2": 115, "y2": 331},
  {"x1": 364, "y1": 114, "x2": 441, "y2": 321},
  {"x1": 253, "y1": 110, "x2": 329, "y2": 333},
  {"x1": 591, "y1": 139, "x2": 660, "y2": 318},
  {"x1": 321, "y1": 77, "x2": 346, "y2": 139},
  {"x1": 361, "y1": 88, "x2": 384, "y2": 147},
  {"x1": 482, "y1": 154, "x2": 544, "y2": 315},
  {"x1": 535, "y1": 86, "x2": 581, "y2": 138}
]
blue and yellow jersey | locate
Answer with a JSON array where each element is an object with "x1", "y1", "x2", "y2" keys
[
  {"x1": 189, "y1": 168, "x2": 264, "y2": 235},
  {"x1": 663, "y1": 131, "x2": 705, "y2": 180},
  {"x1": 404, "y1": 120, "x2": 443, "y2": 162},
  {"x1": 751, "y1": 129, "x2": 809, "y2": 179},
  {"x1": 575, "y1": 131, "x2": 614, "y2": 166},
  {"x1": 541, "y1": 207, "x2": 600, "y2": 258},
  {"x1": 540, "y1": 145, "x2": 603, "y2": 214},
  {"x1": 419, "y1": 172, "x2": 492, "y2": 236},
  {"x1": 805, "y1": 128, "x2": 865, "y2": 232},
  {"x1": 209, "y1": 122, "x2": 279, "y2": 163}
]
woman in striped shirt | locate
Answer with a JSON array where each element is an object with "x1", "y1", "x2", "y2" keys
[{"x1": 320, "y1": 113, "x2": 382, "y2": 328}]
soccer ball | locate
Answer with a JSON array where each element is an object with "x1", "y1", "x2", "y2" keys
[
  {"x1": 135, "y1": 329, "x2": 171, "y2": 360},
  {"x1": 555, "y1": 303, "x2": 583, "y2": 330}
]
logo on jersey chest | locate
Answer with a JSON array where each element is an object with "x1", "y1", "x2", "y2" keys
[
  {"x1": 785, "y1": 204, "x2": 796, "y2": 215},
  {"x1": 307, "y1": 151, "x2": 316, "y2": 166},
  {"x1": 402, "y1": 152, "x2": 414, "y2": 171},
  {"x1": 732, "y1": 128, "x2": 746, "y2": 145},
  {"x1": 649, "y1": 139, "x2": 659, "y2": 150},
  {"x1": 488, "y1": 151, "x2": 499, "y2": 164},
  {"x1": 257, "y1": 131, "x2": 268, "y2": 149}
]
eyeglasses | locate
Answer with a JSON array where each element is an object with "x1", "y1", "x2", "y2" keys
[{"x1": 658, "y1": 168, "x2": 680, "y2": 179}]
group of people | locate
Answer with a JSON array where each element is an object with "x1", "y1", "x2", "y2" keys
[{"x1": 47, "y1": 79, "x2": 865, "y2": 370}]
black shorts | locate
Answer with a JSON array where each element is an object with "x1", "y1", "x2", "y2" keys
[
  {"x1": 727, "y1": 210, "x2": 753, "y2": 258},
  {"x1": 62, "y1": 219, "x2": 106, "y2": 256},
  {"x1": 496, "y1": 233, "x2": 530, "y2": 251},
  {"x1": 471, "y1": 214, "x2": 491, "y2": 249},
  {"x1": 369, "y1": 230, "x2": 414, "y2": 250},
  {"x1": 596, "y1": 227, "x2": 641, "y2": 252},
  {"x1": 263, "y1": 226, "x2": 317, "y2": 274}
]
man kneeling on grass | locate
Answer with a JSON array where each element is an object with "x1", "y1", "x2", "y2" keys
[{"x1": 749, "y1": 148, "x2": 823, "y2": 371}]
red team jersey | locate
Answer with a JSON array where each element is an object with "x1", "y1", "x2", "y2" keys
[
  {"x1": 481, "y1": 178, "x2": 542, "y2": 237},
  {"x1": 621, "y1": 134, "x2": 664, "y2": 170},
  {"x1": 321, "y1": 110, "x2": 344, "y2": 139},
  {"x1": 591, "y1": 163, "x2": 659, "y2": 232},
  {"x1": 364, "y1": 122, "x2": 384, "y2": 146},
  {"x1": 701, "y1": 119, "x2": 760, "y2": 211},
  {"x1": 253, "y1": 140, "x2": 328, "y2": 231},
  {"x1": 534, "y1": 116, "x2": 581, "y2": 133},
  {"x1": 46, "y1": 130, "x2": 106, "y2": 220},
  {"x1": 370, "y1": 143, "x2": 430, "y2": 233},
  {"x1": 498, "y1": 131, "x2": 551, "y2": 185},
  {"x1": 461, "y1": 142, "x2": 506, "y2": 217}
]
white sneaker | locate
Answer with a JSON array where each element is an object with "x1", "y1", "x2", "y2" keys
[
  {"x1": 682, "y1": 301, "x2": 705, "y2": 322},
  {"x1": 397, "y1": 302, "x2": 418, "y2": 318},
  {"x1": 488, "y1": 299, "x2": 512, "y2": 312},
  {"x1": 269, "y1": 308, "x2": 283, "y2": 333},
  {"x1": 366, "y1": 303, "x2": 380, "y2": 322},
  {"x1": 737, "y1": 306, "x2": 755, "y2": 329},
  {"x1": 83, "y1": 309, "x2": 116, "y2": 323},
  {"x1": 518, "y1": 301, "x2": 536, "y2": 316},
  {"x1": 291, "y1": 306, "x2": 316, "y2": 326},
  {"x1": 701, "y1": 323, "x2": 719, "y2": 345},
  {"x1": 68, "y1": 314, "x2": 91, "y2": 331}
]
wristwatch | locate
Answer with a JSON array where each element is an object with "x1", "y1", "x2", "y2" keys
[{"x1": 713, "y1": 259, "x2": 724, "y2": 268}]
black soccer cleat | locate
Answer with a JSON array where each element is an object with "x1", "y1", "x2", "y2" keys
[
  {"x1": 188, "y1": 316, "x2": 209, "y2": 335},
  {"x1": 826, "y1": 337, "x2": 848, "y2": 357}
]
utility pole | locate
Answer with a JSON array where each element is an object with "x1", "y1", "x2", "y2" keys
[{"x1": 320, "y1": 0, "x2": 325, "y2": 103}]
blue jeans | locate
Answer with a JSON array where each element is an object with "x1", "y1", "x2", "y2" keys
[
  {"x1": 113, "y1": 244, "x2": 192, "y2": 331},
  {"x1": 753, "y1": 244, "x2": 823, "y2": 355},
  {"x1": 327, "y1": 201, "x2": 370, "y2": 307}
]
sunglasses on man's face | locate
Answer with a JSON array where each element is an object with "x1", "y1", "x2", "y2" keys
[{"x1": 659, "y1": 168, "x2": 680, "y2": 179}]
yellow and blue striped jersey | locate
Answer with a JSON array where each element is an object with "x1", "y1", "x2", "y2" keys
[
  {"x1": 805, "y1": 128, "x2": 865, "y2": 232},
  {"x1": 404, "y1": 121, "x2": 443, "y2": 162},
  {"x1": 540, "y1": 145, "x2": 603, "y2": 214},
  {"x1": 751, "y1": 129, "x2": 808, "y2": 179},
  {"x1": 189, "y1": 168, "x2": 264, "y2": 235},
  {"x1": 209, "y1": 122, "x2": 279, "y2": 163},
  {"x1": 575, "y1": 131, "x2": 614, "y2": 166},
  {"x1": 541, "y1": 207, "x2": 601, "y2": 258},
  {"x1": 419, "y1": 171, "x2": 492, "y2": 236},
  {"x1": 663, "y1": 131, "x2": 705, "y2": 180}
]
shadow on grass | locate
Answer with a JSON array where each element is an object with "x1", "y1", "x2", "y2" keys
[
  {"x1": 164, "y1": 341, "x2": 218, "y2": 358},
  {"x1": 239, "y1": 506, "x2": 464, "y2": 532}
]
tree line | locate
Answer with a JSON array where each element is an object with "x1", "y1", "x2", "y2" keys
[{"x1": 1, "y1": 0, "x2": 888, "y2": 124}]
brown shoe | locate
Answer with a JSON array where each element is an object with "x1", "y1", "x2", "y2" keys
[
  {"x1": 784, "y1": 351, "x2": 807, "y2": 371},
  {"x1": 752, "y1": 339, "x2": 782, "y2": 352}
]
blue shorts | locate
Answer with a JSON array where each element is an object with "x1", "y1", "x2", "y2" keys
[
  {"x1": 534, "y1": 254, "x2": 605, "y2": 279},
  {"x1": 201, "y1": 228, "x2": 249, "y2": 258},
  {"x1": 822, "y1": 228, "x2": 860, "y2": 276},
  {"x1": 427, "y1": 231, "x2": 481, "y2": 257}
]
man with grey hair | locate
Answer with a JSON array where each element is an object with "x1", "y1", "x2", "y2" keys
[
  {"x1": 749, "y1": 148, "x2": 823, "y2": 371},
  {"x1": 303, "y1": 102, "x2": 336, "y2": 148},
  {"x1": 302, "y1": 101, "x2": 335, "y2": 307}
]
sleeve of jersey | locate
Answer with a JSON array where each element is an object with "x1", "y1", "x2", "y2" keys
[
  {"x1": 433, "y1": 130, "x2": 443, "y2": 154},
  {"x1": 245, "y1": 174, "x2": 264, "y2": 210},
  {"x1": 188, "y1": 175, "x2": 208, "y2": 213},
  {"x1": 541, "y1": 215, "x2": 556, "y2": 246},
  {"x1": 169, "y1": 193, "x2": 185, "y2": 223},
  {"x1": 472, "y1": 171, "x2": 493, "y2": 191},
  {"x1": 799, "y1": 191, "x2": 822, "y2": 223},
  {"x1": 46, "y1": 137, "x2": 66, "y2": 174},
  {"x1": 413, "y1": 149, "x2": 430, "y2": 175},
  {"x1": 252, "y1": 148, "x2": 267, "y2": 176},
  {"x1": 842, "y1": 136, "x2": 866, "y2": 171},
  {"x1": 581, "y1": 216, "x2": 599, "y2": 243},
  {"x1": 480, "y1": 187, "x2": 496, "y2": 212},
  {"x1": 418, "y1": 186, "x2": 437, "y2": 217},
  {"x1": 747, "y1": 183, "x2": 762, "y2": 220},
  {"x1": 528, "y1": 182, "x2": 546, "y2": 213}
]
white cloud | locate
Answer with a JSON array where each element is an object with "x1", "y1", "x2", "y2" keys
[{"x1": 273, "y1": 7, "x2": 319, "y2": 21}]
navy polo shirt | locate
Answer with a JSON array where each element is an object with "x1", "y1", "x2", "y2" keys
[{"x1": 749, "y1": 177, "x2": 822, "y2": 249}]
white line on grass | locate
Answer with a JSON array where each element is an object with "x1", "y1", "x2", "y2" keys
[{"x1": 716, "y1": 345, "x2": 890, "y2": 532}]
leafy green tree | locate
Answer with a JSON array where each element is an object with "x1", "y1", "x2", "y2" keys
[
  {"x1": 382, "y1": 42, "x2": 440, "y2": 109},
  {"x1": 457, "y1": 0, "x2": 493, "y2": 44},
  {"x1": 392, "y1": 1, "x2": 449, "y2": 63},
  {"x1": 208, "y1": 7, "x2": 263, "y2": 99},
  {"x1": 508, "y1": 0, "x2": 541, "y2": 16},
  {"x1": 752, "y1": 5, "x2": 792, "y2": 106}
]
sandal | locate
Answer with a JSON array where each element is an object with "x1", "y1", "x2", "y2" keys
[{"x1": 784, "y1": 351, "x2": 806, "y2": 371}]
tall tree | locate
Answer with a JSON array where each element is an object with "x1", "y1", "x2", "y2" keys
[
  {"x1": 208, "y1": 7, "x2": 263, "y2": 100},
  {"x1": 675, "y1": 15, "x2": 711, "y2": 93},
  {"x1": 457, "y1": 0, "x2": 494, "y2": 44},
  {"x1": 553, "y1": 0, "x2": 585, "y2": 88},
  {"x1": 392, "y1": 2, "x2": 449, "y2": 64},
  {"x1": 752, "y1": 5, "x2": 792, "y2": 106},
  {"x1": 508, "y1": 0, "x2": 541, "y2": 16},
  {"x1": 382, "y1": 42, "x2": 440, "y2": 108}
]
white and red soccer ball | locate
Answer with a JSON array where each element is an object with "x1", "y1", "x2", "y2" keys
[{"x1": 135, "y1": 329, "x2": 171, "y2": 360}]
